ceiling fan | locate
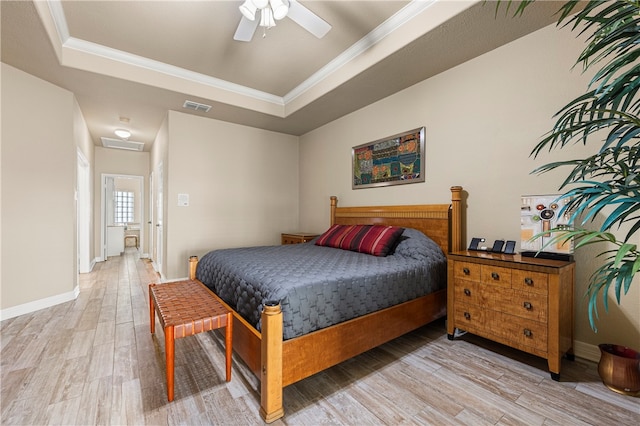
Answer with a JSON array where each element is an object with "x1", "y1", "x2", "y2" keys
[{"x1": 234, "y1": 0, "x2": 331, "y2": 42}]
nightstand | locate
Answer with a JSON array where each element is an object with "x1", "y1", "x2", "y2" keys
[
  {"x1": 281, "y1": 232, "x2": 319, "y2": 245},
  {"x1": 447, "y1": 250, "x2": 575, "y2": 380}
]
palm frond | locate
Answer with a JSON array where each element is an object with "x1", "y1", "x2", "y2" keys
[
  {"x1": 495, "y1": 0, "x2": 640, "y2": 330},
  {"x1": 533, "y1": 228, "x2": 638, "y2": 330}
]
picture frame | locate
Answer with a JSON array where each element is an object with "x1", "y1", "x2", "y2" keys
[{"x1": 352, "y1": 127, "x2": 425, "y2": 189}]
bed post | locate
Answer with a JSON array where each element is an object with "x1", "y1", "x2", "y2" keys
[
  {"x1": 189, "y1": 256, "x2": 198, "y2": 280},
  {"x1": 450, "y1": 186, "x2": 463, "y2": 253},
  {"x1": 330, "y1": 196, "x2": 338, "y2": 226},
  {"x1": 259, "y1": 302, "x2": 284, "y2": 423}
]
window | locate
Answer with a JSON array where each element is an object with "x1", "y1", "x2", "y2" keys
[{"x1": 114, "y1": 191, "x2": 134, "y2": 224}]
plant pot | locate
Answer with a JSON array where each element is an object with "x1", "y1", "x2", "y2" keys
[{"x1": 598, "y1": 344, "x2": 640, "y2": 396}]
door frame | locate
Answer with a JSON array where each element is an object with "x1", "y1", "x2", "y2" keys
[
  {"x1": 151, "y1": 162, "x2": 163, "y2": 277},
  {"x1": 77, "y1": 149, "x2": 91, "y2": 273},
  {"x1": 100, "y1": 173, "x2": 145, "y2": 261}
]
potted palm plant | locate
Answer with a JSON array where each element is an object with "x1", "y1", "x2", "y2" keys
[{"x1": 496, "y1": 0, "x2": 639, "y2": 395}]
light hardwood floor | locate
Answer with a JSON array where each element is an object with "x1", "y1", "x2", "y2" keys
[{"x1": 1, "y1": 249, "x2": 638, "y2": 425}]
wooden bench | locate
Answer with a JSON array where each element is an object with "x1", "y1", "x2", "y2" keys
[{"x1": 149, "y1": 280, "x2": 232, "y2": 401}]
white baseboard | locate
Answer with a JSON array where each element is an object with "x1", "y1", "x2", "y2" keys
[
  {"x1": 0, "y1": 285, "x2": 80, "y2": 321},
  {"x1": 79, "y1": 259, "x2": 97, "y2": 274},
  {"x1": 151, "y1": 261, "x2": 166, "y2": 282},
  {"x1": 574, "y1": 340, "x2": 601, "y2": 362}
]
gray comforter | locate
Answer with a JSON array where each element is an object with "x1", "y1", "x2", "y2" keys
[{"x1": 196, "y1": 228, "x2": 446, "y2": 340}]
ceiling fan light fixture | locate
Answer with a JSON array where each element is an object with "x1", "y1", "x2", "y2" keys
[
  {"x1": 259, "y1": 7, "x2": 275, "y2": 28},
  {"x1": 252, "y1": 0, "x2": 269, "y2": 9},
  {"x1": 239, "y1": 0, "x2": 257, "y2": 20},
  {"x1": 233, "y1": 0, "x2": 330, "y2": 42},
  {"x1": 269, "y1": 0, "x2": 289, "y2": 20},
  {"x1": 114, "y1": 129, "x2": 131, "y2": 139}
]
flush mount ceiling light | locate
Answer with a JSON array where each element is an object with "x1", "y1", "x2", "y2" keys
[
  {"x1": 234, "y1": 0, "x2": 331, "y2": 42},
  {"x1": 114, "y1": 129, "x2": 131, "y2": 139}
]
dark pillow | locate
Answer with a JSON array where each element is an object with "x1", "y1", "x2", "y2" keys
[
  {"x1": 393, "y1": 227, "x2": 445, "y2": 261},
  {"x1": 315, "y1": 224, "x2": 404, "y2": 256}
]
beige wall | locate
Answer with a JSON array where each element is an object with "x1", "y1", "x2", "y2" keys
[
  {"x1": 298, "y1": 24, "x2": 639, "y2": 355},
  {"x1": 94, "y1": 147, "x2": 150, "y2": 258},
  {"x1": 1, "y1": 64, "x2": 77, "y2": 311},
  {"x1": 162, "y1": 111, "x2": 299, "y2": 279}
]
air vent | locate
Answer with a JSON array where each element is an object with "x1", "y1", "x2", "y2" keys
[
  {"x1": 183, "y1": 100, "x2": 212, "y2": 113},
  {"x1": 101, "y1": 137, "x2": 144, "y2": 152}
]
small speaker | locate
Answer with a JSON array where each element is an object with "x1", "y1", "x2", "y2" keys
[
  {"x1": 490, "y1": 240, "x2": 505, "y2": 253},
  {"x1": 504, "y1": 240, "x2": 516, "y2": 254},
  {"x1": 468, "y1": 237, "x2": 485, "y2": 251}
]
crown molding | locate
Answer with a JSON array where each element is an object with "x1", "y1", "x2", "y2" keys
[
  {"x1": 284, "y1": 0, "x2": 438, "y2": 105},
  {"x1": 63, "y1": 36, "x2": 285, "y2": 107},
  {"x1": 38, "y1": 0, "x2": 460, "y2": 118}
]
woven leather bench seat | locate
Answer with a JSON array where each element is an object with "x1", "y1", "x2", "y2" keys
[{"x1": 149, "y1": 280, "x2": 232, "y2": 401}]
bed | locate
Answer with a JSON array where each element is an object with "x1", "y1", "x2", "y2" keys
[{"x1": 189, "y1": 186, "x2": 463, "y2": 422}]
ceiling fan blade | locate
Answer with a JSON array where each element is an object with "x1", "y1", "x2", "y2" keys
[
  {"x1": 287, "y1": 0, "x2": 331, "y2": 39},
  {"x1": 233, "y1": 15, "x2": 260, "y2": 42}
]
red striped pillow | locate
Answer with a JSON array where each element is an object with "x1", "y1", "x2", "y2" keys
[{"x1": 315, "y1": 224, "x2": 404, "y2": 257}]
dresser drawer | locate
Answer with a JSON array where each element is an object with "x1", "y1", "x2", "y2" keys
[
  {"x1": 499, "y1": 314, "x2": 548, "y2": 353},
  {"x1": 481, "y1": 265, "x2": 512, "y2": 288},
  {"x1": 492, "y1": 288, "x2": 548, "y2": 323},
  {"x1": 453, "y1": 281, "x2": 481, "y2": 305},
  {"x1": 512, "y1": 269, "x2": 549, "y2": 294},
  {"x1": 454, "y1": 304, "x2": 548, "y2": 353},
  {"x1": 462, "y1": 284, "x2": 548, "y2": 323},
  {"x1": 453, "y1": 261, "x2": 481, "y2": 281},
  {"x1": 453, "y1": 304, "x2": 487, "y2": 334}
]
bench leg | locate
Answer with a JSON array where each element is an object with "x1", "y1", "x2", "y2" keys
[
  {"x1": 165, "y1": 325, "x2": 175, "y2": 401},
  {"x1": 149, "y1": 284, "x2": 156, "y2": 334},
  {"x1": 225, "y1": 313, "x2": 233, "y2": 382}
]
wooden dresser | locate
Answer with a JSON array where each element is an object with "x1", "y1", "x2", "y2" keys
[
  {"x1": 447, "y1": 250, "x2": 575, "y2": 380},
  {"x1": 281, "y1": 232, "x2": 319, "y2": 245}
]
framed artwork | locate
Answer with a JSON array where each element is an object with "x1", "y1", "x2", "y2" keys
[
  {"x1": 520, "y1": 194, "x2": 574, "y2": 256},
  {"x1": 352, "y1": 127, "x2": 425, "y2": 189}
]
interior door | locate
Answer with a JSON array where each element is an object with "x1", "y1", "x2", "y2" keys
[
  {"x1": 77, "y1": 150, "x2": 91, "y2": 273},
  {"x1": 154, "y1": 163, "x2": 163, "y2": 276},
  {"x1": 103, "y1": 176, "x2": 115, "y2": 260},
  {"x1": 148, "y1": 171, "x2": 154, "y2": 263}
]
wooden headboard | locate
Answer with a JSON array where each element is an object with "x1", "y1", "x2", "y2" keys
[{"x1": 329, "y1": 186, "x2": 463, "y2": 253}]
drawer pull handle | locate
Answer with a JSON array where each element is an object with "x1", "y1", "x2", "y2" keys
[
  {"x1": 525, "y1": 277, "x2": 534, "y2": 286},
  {"x1": 464, "y1": 288, "x2": 471, "y2": 296},
  {"x1": 523, "y1": 302, "x2": 533, "y2": 310},
  {"x1": 464, "y1": 312, "x2": 471, "y2": 320},
  {"x1": 491, "y1": 272, "x2": 500, "y2": 280},
  {"x1": 463, "y1": 267, "x2": 470, "y2": 275},
  {"x1": 523, "y1": 328, "x2": 532, "y2": 337}
]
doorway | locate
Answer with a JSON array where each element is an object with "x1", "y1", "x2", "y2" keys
[
  {"x1": 100, "y1": 173, "x2": 144, "y2": 261},
  {"x1": 151, "y1": 162, "x2": 163, "y2": 277},
  {"x1": 77, "y1": 149, "x2": 91, "y2": 273}
]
